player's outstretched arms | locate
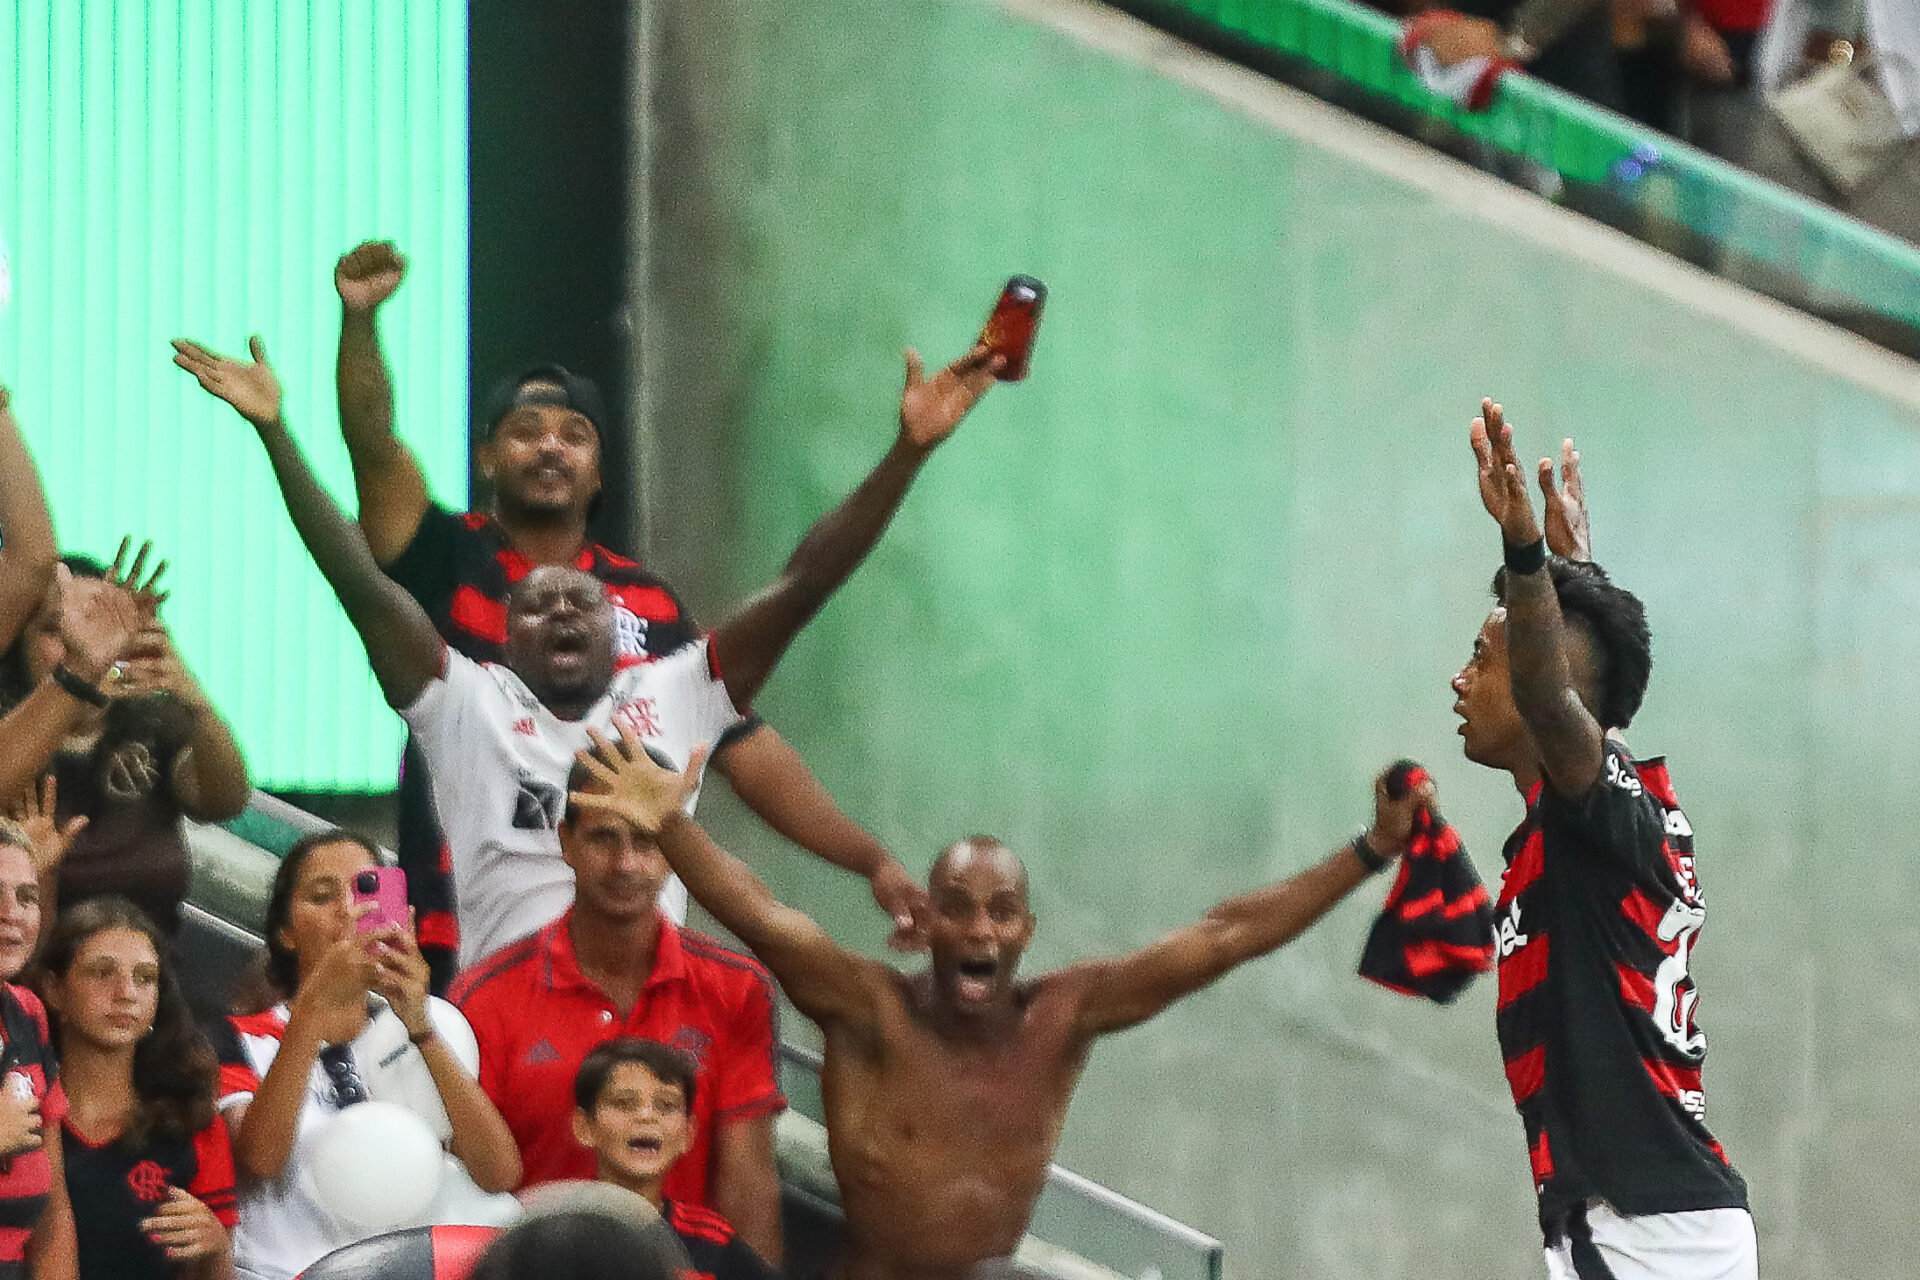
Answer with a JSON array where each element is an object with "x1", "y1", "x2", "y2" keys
[
  {"x1": 334, "y1": 240, "x2": 431, "y2": 563},
  {"x1": 0, "y1": 384, "x2": 59, "y2": 652},
  {"x1": 710, "y1": 342, "x2": 1001, "y2": 708},
  {"x1": 1067, "y1": 768, "x2": 1433, "y2": 1038},
  {"x1": 1470, "y1": 399, "x2": 1604, "y2": 796},
  {"x1": 173, "y1": 335, "x2": 443, "y2": 710},
  {"x1": 571, "y1": 727, "x2": 886, "y2": 1034}
]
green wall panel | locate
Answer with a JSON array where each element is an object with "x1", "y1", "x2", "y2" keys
[
  {"x1": 650, "y1": 0, "x2": 1920, "y2": 1276},
  {"x1": 0, "y1": 0, "x2": 468, "y2": 789}
]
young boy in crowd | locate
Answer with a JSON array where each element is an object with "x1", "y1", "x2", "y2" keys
[{"x1": 571, "y1": 1038, "x2": 781, "y2": 1280}]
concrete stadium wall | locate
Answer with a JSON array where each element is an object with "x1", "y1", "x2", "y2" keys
[{"x1": 635, "y1": 0, "x2": 1920, "y2": 1275}]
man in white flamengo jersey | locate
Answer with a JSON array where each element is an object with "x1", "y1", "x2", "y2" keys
[
  {"x1": 175, "y1": 331, "x2": 1002, "y2": 967},
  {"x1": 1455, "y1": 402, "x2": 1754, "y2": 1280}
]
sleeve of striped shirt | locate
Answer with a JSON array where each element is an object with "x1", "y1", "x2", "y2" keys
[{"x1": 188, "y1": 1113, "x2": 240, "y2": 1228}]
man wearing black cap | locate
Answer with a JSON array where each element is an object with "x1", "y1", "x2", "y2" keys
[{"x1": 332, "y1": 241, "x2": 924, "y2": 990}]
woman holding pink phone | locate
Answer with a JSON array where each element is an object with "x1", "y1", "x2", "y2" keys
[{"x1": 213, "y1": 831, "x2": 520, "y2": 1280}]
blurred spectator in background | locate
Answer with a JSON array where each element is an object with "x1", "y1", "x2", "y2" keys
[
  {"x1": 216, "y1": 832, "x2": 519, "y2": 1280},
  {"x1": 41, "y1": 898, "x2": 237, "y2": 1280},
  {"x1": 0, "y1": 545, "x2": 250, "y2": 937},
  {"x1": 1670, "y1": 0, "x2": 1772, "y2": 156},
  {"x1": 1402, "y1": 0, "x2": 1625, "y2": 111},
  {"x1": 1748, "y1": 0, "x2": 1920, "y2": 244}
]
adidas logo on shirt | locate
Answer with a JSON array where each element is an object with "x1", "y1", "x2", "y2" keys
[{"x1": 525, "y1": 1039, "x2": 562, "y2": 1066}]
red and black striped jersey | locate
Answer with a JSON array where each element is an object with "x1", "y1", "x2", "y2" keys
[
  {"x1": 1494, "y1": 743, "x2": 1747, "y2": 1231},
  {"x1": 662, "y1": 1198, "x2": 781, "y2": 1280},
  {"x1": 0, "y1": 985, "x2": 60, "y2": 1279},
  {"x1": 62, "y1": 1111, "x2": 238, "y2": 1280}
]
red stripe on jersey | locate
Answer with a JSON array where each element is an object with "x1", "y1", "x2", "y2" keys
[
  {"x1": 1620, "y1": 887, "x2": 1665, "y2": 940},
  {"x1": 604, "y1": 582, "x2": 682, "y2": 623},
  {"x1": 1501, "y1": 831, "x2": 1544, "y2": 902},
  {"x1": 417, "y1": 910, "x2": 461, "y2": 951},
  {"x1": 461, "y1": 512, "x2": 488, "y2": 531},
  {"x1": 229, "y1": 1011, "x2": 286, "y2": 1041},
  {"x1": 669, "y1": 1201, "x2": 734, "y2": 1245},
  {"x1": 1442, "y1": 885, "x2": 1490, "y2": 919},
  {"x1": 0, "y1": 1225, "x2": 29, "y2": 1261},
  {"x1": 1618, "y1": 963, "x2": 1657, "y2": 1011},
  {"x1": 1409, "y1": 940, "x2": 1495, "y2": 976},
  {"x1": 1398, "y1": 889, "x2": 1445, "y2": 920},
  {"x1": 598, "y1": 546, "x2": 640, "y2": 570},
  {"x1": 1636, "y1": 758, "x2": 1678, "y2": 809},
  {"x1": 1504, "y1": 1045, "x2": 1546, "y2": 1103},
  {"x1": 1642, "y1": 1058, "x2": 1703, "y2": 1099},
  {"x1": 1529, "y1": 1131, "x2": 1553, "y2": 1184},
  {"x1": 450, "y1": 585, "x2": 509, "y2": 645},
  {"x1": 496, "y1": 548, "x2": 535, "y2": 582},
  {"x1": 1497, "y1": 931, "x2": 1549, "y2": 1010},
  {"x1": 217, "y1": 1063, "x2": 260, "y2": 1099}
]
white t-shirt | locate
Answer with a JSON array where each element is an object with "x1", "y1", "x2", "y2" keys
[
  {"x1": 221, "y1": 999, "x2": 519, "y2": 1280},
  {"x1": 401, "y1": 637, "x2": 746, "y2": 967}
]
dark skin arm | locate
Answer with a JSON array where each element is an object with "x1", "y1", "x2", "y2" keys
[
  {"x1": 710, "y1": 1115, "x2": 782, "y2": 1266},
  {"x1": 0, "y1": 575, "x2": 140, "y2": 802},
  {"x1": 1066, "y1": 768, "x2": 1432, "y2": 1037},
  {"x1": 334, "y1": 241, "x2": 432, "y2": 564},
  {"x1": 709, "y1": 344, "x2": 1000, "y2": 708},
  {"x1": 0, "y1": 386, "x2": 59, "y2": 652},
  {"x1": 172, "y1": 336, "x2": 444, "y2": 709},
  {"x1": 1471, "y1": 399, "x2": 1605, "y2": 797},
  {"x1": 713, "y1": 726, "x2": 926, "y2": 948},
  {"x1": 569, "y1": 728, "x2": 886, "y2": 1037}
]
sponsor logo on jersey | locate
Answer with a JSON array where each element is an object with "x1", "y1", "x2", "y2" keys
[
  {"x1": 1495, "y1": 898, "x2": 1529, "y2": 958},
  {"x1": 1605, "y1": 754, "x2": 1643, "y2": 796},
  {"x1": 511, "y1": 717, "x2": 537, "y2": 737}
]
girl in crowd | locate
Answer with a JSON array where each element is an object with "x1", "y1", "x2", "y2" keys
[
  {"x1": 0, "y1": 543, "x2": 249, "y2": 936},
  {"x1": 217, "y1": 831, "x2": 519, "y2": 1280},
  {"x1": 0, "y1": 821, "x2": 76, "y2": 1279},
  {"x1": 40, "y1": 898, "x2": 235, "y2": 1280}
]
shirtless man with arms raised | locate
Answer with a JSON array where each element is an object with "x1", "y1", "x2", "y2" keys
[{"x1": 566, "y1": 727, "x2": 1436, "y2": 1280}]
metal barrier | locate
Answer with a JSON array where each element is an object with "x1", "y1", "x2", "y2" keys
[{"x1": 1110, "y1": 0, "x2": 1920, "y2": 348}]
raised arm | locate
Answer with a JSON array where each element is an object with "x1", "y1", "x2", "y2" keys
[
  {"x1": 710, "y1": 344, "x2": 999, "y2": 707},
  {"x1": 0, "y1": 386, "x2": 58, "y2": 651},
  {"x1": 1471, "y1": 400, "x2": 1605, "y2": 795},
  {"x1": 335, "y1": 241, "x2": 431, "y2": 563},
  {"x1": 569, "y1": 728, "x2": 884, "y2": 1034},
  {"x1": 172, "y1": 336, "x2": 443, "y2": 708},
  {"x1": 712, "y1": 726, "x2": 927, "y2": 949},
  {"x1": 0, "y1": 575, "x2": 139, "y2": 801},
  {"x1": 1067, "y1": 768, "x2": 1432, "y2": 1038}
]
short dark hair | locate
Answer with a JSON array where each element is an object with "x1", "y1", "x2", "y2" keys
[
  {"x1": 1494, "y1": 557, "x2": 1652, "y2": 730},
  {"x1": 574, "y1": 1037, "x2": 698, "y2": 1114},
  {"x1": 262, "y1": 830, "x2": 384, "y2": 996},
  {"x1": 469, "y1": 1208, "x2": 687, "y2": 1280}
]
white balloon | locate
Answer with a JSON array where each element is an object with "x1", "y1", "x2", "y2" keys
[{"x1": 306, "y1": 1100, "x2": 445, "y2": 1233}]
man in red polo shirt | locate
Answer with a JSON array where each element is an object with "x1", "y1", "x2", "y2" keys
[{"x1": 447, "y1": 757, "x2": 784, "y2": 1264}]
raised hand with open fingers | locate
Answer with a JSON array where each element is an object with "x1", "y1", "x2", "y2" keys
[
  {"x1": 57, "y1": 573, "x2": 140, "y2": 683},
  {"x1": 172, "y1": 334, "x2": 283, "y2": 428},
  {"x1": 335, "y1": 240, "x2": 408, "y2": 313},
  {"x1": 9, "y1": 775, "x2": 85, "y2": 876},
  {"x1": 1538, "y1": 437, "x2": 1591, "y2": 562},
  {"x1": 1469, "y1": 398, "x2": 1544, "y2": 549},
  {"x1": 898, "y1": 343, "x2": 1002, "y2": 452},
  {"x1": 570, "y1": 726, "x2": 706, "y2": 835},
  {"x1": 106, "y1": 536, "x2": 170, "y2": 616}
]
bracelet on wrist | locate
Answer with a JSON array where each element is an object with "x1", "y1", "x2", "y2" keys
[
  {"x1": 1503, "y1": 537, "x2": 1548, "y2": 576},
  {"x1": 50, "y1": 664, "x2": 109, "y2": 708},
  {"x1": 1352, "y1": 830, "x2": 1391, "y2": 874}
]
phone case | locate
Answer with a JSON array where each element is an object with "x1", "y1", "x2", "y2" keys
[
  {"x1": 979, "y1": 275, "x2": 1046, "y2": 382},
  {"x1": 351, "y1": 867, "x2": 409, "y2": 935}
]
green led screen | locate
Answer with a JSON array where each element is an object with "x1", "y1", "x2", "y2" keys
[{"x1": 0, "y1": 1, "x2": 469, "y2": 789}]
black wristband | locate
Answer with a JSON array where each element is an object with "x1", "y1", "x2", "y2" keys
[
  {"x1": 1503, "y1": 537, "x2": 1547, "y2": 576},
  {"x1": 50, "y1": 664, "x2": 108, "y2": 708},
  {"x1": 1351, "y1": 830, "x2": 1390, "y2": 874}
]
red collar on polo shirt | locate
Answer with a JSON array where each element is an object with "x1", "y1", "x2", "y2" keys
[{"x1": 539, "y1": 908, "x2": 690, "y2": 1003}]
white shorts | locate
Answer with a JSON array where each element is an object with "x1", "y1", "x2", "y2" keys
[{"x1": 1544, "y1": 1203, "x2": 1757, "y2": 1280}]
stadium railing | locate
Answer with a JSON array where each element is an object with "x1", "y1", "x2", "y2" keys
[
  {"x1": 1108, "y1": 0, "x2": 1920, "y2": 353},
  {"x1": 181, "y1": 796, "x2": 1225, "y2": 1280}
]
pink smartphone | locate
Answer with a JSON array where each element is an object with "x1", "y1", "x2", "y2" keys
[{"x1": 351, "y1": 866, "x2": 409, "y2": 935}]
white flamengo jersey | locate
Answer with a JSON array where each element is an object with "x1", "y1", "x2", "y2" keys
[{"x1": 402, "y1": 635, "x2": 747, "y2": 967}]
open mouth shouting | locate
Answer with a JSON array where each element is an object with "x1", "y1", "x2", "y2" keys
[{"x1": 954, "y1": 956, "x2": 999, "y2": 1003}]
